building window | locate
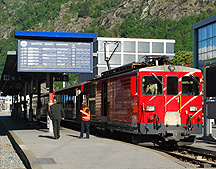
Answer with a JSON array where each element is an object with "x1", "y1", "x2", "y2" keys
[
  {"x1": 213, "y1": 37, "x2": 216, "y2": 50},
  {"x1": 207, "y1": 38, "x2": 213, "y2": 51},
  {"x1": 166, "y1": 43, "x2": 175, "y2": 53},
  {"x1": 109, "y1": 43, "x2": 121, "y2": 52},
  {"x1": 123, "y1": 54, "x2": 135, "y2": 64},
  {"x1": 198, "y1": 22, "x2": 216, "y2": 61},
  {"x1": 110, "y1": 54, "x2": 121, "y2": 65},
  {"x1": 213, "y1": 23, "x2": 216, "y2": 37},
  {"x1": 138, "y1": 42, "x2": 150, "y2": 53},
  {"x1": 207, "y1": 24, "x2": 213, "y2": 38},
  {"x1": 152, "y1": 42, "x2": 164, "y2": 53},
  {"x1": 124, "y1": 41, "x2": 135, "y2": 52}
]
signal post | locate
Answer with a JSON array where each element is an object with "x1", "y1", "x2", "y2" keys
[{"x1": 48, "y1": 73, "x2": 54, "y2": 132}]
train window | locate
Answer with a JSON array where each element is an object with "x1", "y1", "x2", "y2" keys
[
  {"x1": 142, "y1": 76, "x2": 163, "y2": 95},
  {"x1": 89, "y1": 84, "x2": 96, "y2": 98},
  {"x1": 89, "y1": 100, "x2": 95, "y2": 115},
  {"x1": 182, "y1": 76, "x2": 200, "y2": 96},
  {"x1": 65, "y1": 95, "x2": 69, "y2": 107},
  {"x1": 167, "y1": 76, "x2": 178, "y2": 95}
]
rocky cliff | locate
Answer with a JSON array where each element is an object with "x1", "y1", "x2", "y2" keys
[
  {"x1": 50, "y1": 0, "x2": 216, "y2": 33},
  {"x1": 51, "y1": 0, "x2": 216, "y2": 32},
  {"x1": 0, "y1": 0, "x2": 216, "y2": 40}
]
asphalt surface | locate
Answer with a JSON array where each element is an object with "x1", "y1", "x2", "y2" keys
[{"x1": 0, "y1": 111, "x2": 193, "y2": 169}]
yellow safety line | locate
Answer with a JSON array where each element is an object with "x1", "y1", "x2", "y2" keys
[
  {"x1": 164, "y1": 95, "x2": 166, "y2": 113},
  {"x1": 179, "y1": 94, "x2": 181, "y2": 113}
]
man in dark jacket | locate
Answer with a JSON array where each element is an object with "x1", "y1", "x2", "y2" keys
[{"x1": 50, "y1": 99, "x2": 65, "y2": 139}]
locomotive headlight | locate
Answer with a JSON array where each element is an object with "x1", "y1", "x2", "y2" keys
[
  {"x1": 168, "y1": 65, "x2": 175, "y2": 71},
  {"x1": 189, "y1": 106, "x2": 198, "y2": 112},
  {"x1": 145, "y1": 106, "x2": 155, "y2": 112}
]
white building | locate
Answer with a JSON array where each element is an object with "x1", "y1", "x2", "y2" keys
[
  {"x1": 0, "y1": 96, "x2": 12, "y2": 111},
  {"x1": 79, "y1": 37, "x2": 175, "y2": 83}
]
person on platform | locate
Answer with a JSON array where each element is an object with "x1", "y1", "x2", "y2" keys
[
  {"x1": 50, "y1": 99, "x2": 65, "y2": 139},
  {"x1": 146, "y1": 81, "x2": 158, "y2": 95},
  {"x1": 79, "y1": 102, "x2": 91, "y2": 139}
]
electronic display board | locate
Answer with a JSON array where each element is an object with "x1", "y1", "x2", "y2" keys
[{"x1": 17, "y1": 39, "x2": 93, "y2": 73}]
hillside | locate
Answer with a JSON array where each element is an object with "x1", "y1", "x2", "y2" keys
[{"x1": 0, "y1": 0, "x2": 216, "y2": 76}]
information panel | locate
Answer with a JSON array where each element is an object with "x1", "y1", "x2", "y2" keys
[{"x1": 18, "y1": 39, "x2": 93, "y2": 73}]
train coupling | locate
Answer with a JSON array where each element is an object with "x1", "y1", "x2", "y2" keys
[{"x1": 163, "y1": 130, "x2": 187, "y2": 141}]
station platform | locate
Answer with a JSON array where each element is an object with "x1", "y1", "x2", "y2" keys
[
  {"x1": 0, "y1": 111, "x2": 215, "y2": 169},
  {"x1": 189, "y1": 125, "x2": 216, "y2": 152}
]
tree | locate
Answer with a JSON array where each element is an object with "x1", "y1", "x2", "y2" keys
[
  {"x1": 54, "y1": 73, "x2": 78, "y2": 90},
  {"x1": 78, "y1": 3, "x2": 90, "y2": 18},
  {"x1": 171, "y1": 51, "x2": 193, "y2": 67}
]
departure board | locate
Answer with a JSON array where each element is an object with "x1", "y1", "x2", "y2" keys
[{"x1": 17, "y1": 39, "x2": 93, "y2": 73}]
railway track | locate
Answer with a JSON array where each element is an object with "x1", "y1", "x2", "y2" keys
[
  {"x1": 169, "y1": 146, "x2": 216, "y2": 168},
  {"x1": 142, "y1": 144, "x2": 216, "y2": 168}
]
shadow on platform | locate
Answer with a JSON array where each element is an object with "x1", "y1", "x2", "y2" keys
[
  {"x1": 67, "y1": 134, "x2": 79, "y2": 138},
  {"x1": 38, "y1": 135, "x2": 55, "y2": 140},
  {"x1": 0, "y1": 115, "x2": 46, "y2": 131}
]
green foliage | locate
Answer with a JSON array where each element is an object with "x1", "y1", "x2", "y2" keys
[
  {"x1": 171, "y1": 51, "x2": 193, "y2": 67},
  {"x1": 0, "y1": 34, "x2": 17, "y2": 75},
  {"x1": 1, "y1": 0, "x2": 216, "y2": 82},
  {"x1": 10, "y1": 0, "x2": 70, "y2": 30},
  {"x1": 78, "y1": 4, "x2": 91, "y2": 18},
  {"x1": 117, "y1": 11, "x2": 216, "y2": 52},
  {"x1": 54, "y1": 73, "x2": 78, "y2": 90}
]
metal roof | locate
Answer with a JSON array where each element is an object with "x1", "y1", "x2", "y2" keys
[
  {"x1": 139, "y1": 65, "x2": 202, "y2": 72},
  {"x1": 0, "y1": 51, "x2": 48, "y2": 95},
  {"x1": 193, "y1": 14, "x2": 216, "y2": 29},
  {"x1": 0, "y1": 51, "x2": 20, "y2": 95},
  {"x1": 15, "y1": 31, "x2": 97, "y2": 41}
]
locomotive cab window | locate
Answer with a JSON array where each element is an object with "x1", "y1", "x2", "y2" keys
[
  {"x1": 182, "y1": 76, "x2": 200, "y2": 96},
  {"x1": 167, "y1": 76, "x2": 178, "y2": 95},
  {"x1": 142, "y1": 76, "x2": 163, "y2": 95}
]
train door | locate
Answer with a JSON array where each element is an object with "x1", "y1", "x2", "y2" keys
[
  {"x1": 138, "y1": 73, "x2": 164, "y2": 134},
  {"x1": 165, "y1": 76, "x2": 181, "y2": 126},
  {"x1": 102, "y1": 82, "x2": 107, "y2": 123}
]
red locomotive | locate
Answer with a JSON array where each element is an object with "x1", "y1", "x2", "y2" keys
[
  {"x1": 80, "y1": 56, "x2": 203, "y2": 145},
  {"x1": 41, "y1": 56, "x2": 203, "y2": 145}
]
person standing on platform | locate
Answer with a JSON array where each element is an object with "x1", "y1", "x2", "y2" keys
[
  {"x1": 36, "y1": 107, "x2": 41, "y2": 129},
  {"x1": 79, "y1": 102, "x2": 91, "y2": 139},
  {"x1": 50, "y1": 99, "x2": 65, "y2": 139}
]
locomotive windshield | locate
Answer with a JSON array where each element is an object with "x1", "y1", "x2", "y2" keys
[
  {"x1": 142, "y1": 76, "x2": 163, "y2": 95},
  {"x1": 182, "y1": 76, "x2": 200, "y2": 96}
]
